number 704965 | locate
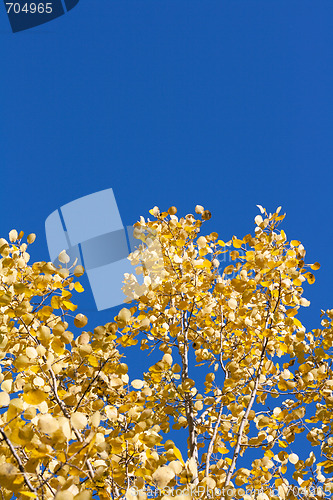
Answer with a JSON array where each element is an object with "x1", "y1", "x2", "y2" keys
[{"x1": 6, "y1": 3, "x2": 53, "y2": 14}]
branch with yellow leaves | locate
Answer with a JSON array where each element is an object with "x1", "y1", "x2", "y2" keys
[
  {"x1": 0, "y1": 428, "x2": 36, "y2": 494},
  {"x1": 180, "y1": 309, "x2": 199, "y2": 485},
  {"x1": 19, "y1": 317, "x2": 96, "y2": 482}
]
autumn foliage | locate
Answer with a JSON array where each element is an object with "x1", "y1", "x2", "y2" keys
[{"x1": 0, "y1": 206, "x2": 332, "y2": 500}]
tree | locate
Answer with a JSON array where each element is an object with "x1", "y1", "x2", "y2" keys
[{"x1": 0, "y1": 206, "x2": 331, "y2": 500}]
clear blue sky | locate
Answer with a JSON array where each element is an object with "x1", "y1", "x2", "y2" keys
[{"x1": 1, "y1": 0, "x2": 333, "y2": 481}]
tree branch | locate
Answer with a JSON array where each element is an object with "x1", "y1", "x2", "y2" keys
[
  {"x1": 180, "y1": 309, "x2": 199, "y2": 485},
  {"x1": 0, "y1": 429, "x2": 36, "y2": 494},
  {"x1": 205, "y1": 400, "x2": 224, "y2": 477},
  {"x1": 224, "y1": 335, "x2": 268, "y2": 491}
]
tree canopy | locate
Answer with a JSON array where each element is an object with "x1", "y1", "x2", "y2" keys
[{"x1": 0, "y1": 206, "x2": 331, "y2": 500}]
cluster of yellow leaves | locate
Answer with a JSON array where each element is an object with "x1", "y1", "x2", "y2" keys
[
  {"x1": 0, "y1": 232, "x2": 184, "y2": 499},
  {"x1": 0, "y1": 204, "x2": 333, "y2": 500},
  {"x1": 118, "y1": 205, "x2": 333, "y2": 499}
]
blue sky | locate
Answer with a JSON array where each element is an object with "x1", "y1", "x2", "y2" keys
[{"x1": 1, "y1": 0, "x2": 333, "y2": 466}]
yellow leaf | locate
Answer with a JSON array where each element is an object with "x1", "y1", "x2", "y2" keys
[
  {"x1": 293, "y1": 318, "x2": 303, "y2": 329},
  {"x1": 149, "y1": 206, "x2": 160, "y2": 216},
  {"x1": 233, "y1": 238, "x2": 243, "y2": 248},
  {"x1": 310, "y1": 262, "x2": 320, "y2": 271},
  {"x1": 74, "y1": 282, "x2": 84, "y2": 293},
  {"x1": 228, "y1": 298, "x2": 238, "y2": 310},
  {"x1": 23, "y1": 389, "x2": 47, "y2": 405},
  {"x1": 0, "y1": 392, "x2": 10, "y2": 407},
  {"x1": 197, "y1": 236, "x2": 207, "y2": 248},
  {"x1": 88, "y1": 355, "x2": 99, "y2": 367},
  {"x1": 38, "y1": 414, "x2": 59, "y2": 434},
  {"x1": 118, "y1": 308, "x2": 131, "y2": 324},
  {"x1": 256, "y1": 204, "x2": 266, "y2": 214},
  {"x1": 289, "y1": 453, "x2": 299, "y2": 464},
  {"x1": 9, "y1": 229, "x2": 18, "y2": 242},
  {"x1": 173, "y1": 446, "x2": 185, "y2": 465},
  {"x1": 27, "y1": 233, "x2": 36, "y2": 244},
  {"x1": 131, "y1": 379, "x2": 144, "y2": 389},
  {"x1": 279, "y1": 343, "x2": 288, "y2": 354},
  {"x1": 63, "y1": 300, "x2": 77, "y2": 311},
  {"x1": 255, "y1": 215, "x2": 263, "y2": 226},
  {"x1": 51, "y1": 296, "x2": 62, "y2": 309},
  {"x1": 246, "y1": 251, "x2": 255, "y2": 261},
  {"x1": 74, "y1": 313, "x2": 88, "y2": 328},
  {"x1": 222, "y1": 265, "x2": 233, "y2": 277},
  {"x1": 305, "y1": 273, "x2": 315, "y2": 284},
  {"x1": 74, "y1": 265, "x2": 85, "y2": 277},
  {"x1": 19, "y1": 493, "x2": 37, "y2": 498},
  {"x1": 74, "y1": 492, "x2": 92, "y2": 500},
  {"x1": 286, "y1": 308, "x2": 298, "y2": 317},
  {"x1": 71, "y1": 412, "x2": 87, "y2": 430}
]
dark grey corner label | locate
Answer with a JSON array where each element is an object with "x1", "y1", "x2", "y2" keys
[{"x1": 4, "y1": 0, "x2": 80, "y2": 33}]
